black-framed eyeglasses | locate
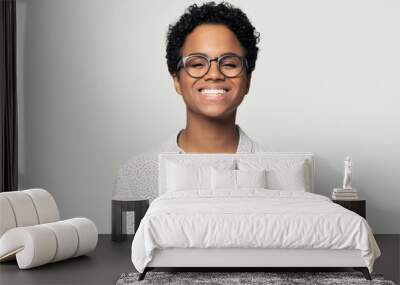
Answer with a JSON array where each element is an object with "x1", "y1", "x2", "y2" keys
[{"x1": 176, "y1": 54, "x2": 248, "y2": 78}]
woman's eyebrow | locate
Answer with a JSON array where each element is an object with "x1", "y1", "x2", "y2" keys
[
  {"x1": 186, "y1": 52, "x2": 242, "y2": 57},
  {"x1": 187, "y1": 52, "x2": 208, "y2": 56}
]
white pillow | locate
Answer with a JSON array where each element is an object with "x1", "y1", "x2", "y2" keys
[
  {"x1": 166, "y1": 160, "x2": 236, "y2": 192},
  {"x1": 236, "y1": 169, "x2": 268, "y2": 189},
  {"x1": 211, "y1": 168, "x2": 236, "y2": 190},
  {"x1": 238, "y1": 159, "x2": 309, "y2": 191},
  {"x1": 267, "y1": 162, "x2": 307, "y2": 191},
  {"x1": 211, "y1": 168, "x2": 268, "y2": 190},
  {"x1": 166, "y1": 162, "x2": 208, "y2": 191}
]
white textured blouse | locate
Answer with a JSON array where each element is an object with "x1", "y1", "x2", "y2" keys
[{"x1": 112, "y1": 124, "x2": 269, "y2": 201}]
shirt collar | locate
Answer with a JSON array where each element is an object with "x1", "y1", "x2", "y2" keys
[{"x1": 160, "y1": 124, "x2": 254, "y2": 153}]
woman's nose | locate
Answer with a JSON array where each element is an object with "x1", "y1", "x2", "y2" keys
[{"x1": 204, "y1": 61, "x2": 225, "y2": 80}]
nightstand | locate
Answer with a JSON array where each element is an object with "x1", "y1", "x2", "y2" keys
[
  {"x1": 332, "y1": 199, "x2": 366, "y2": 219},
  {"x1": 111, "y1": 199, "x2": 149, "y2": 242}
]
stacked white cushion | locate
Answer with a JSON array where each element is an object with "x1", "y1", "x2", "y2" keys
[
  {"x1": 0, "y1": 189, "x2": 97, "y2": 269},
  {"x1": 238, "y1": 158, "x2": 310, "y2": 191}
]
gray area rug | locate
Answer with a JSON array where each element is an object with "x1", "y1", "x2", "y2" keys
[{"x1": 116, "y1": 271, "x2": 397, "y2": 285}]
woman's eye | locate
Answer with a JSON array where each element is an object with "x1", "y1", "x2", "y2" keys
[
  {"x1": 189, "y1": 63, "x2": 206, "y2": 68},
  {"x1": 222, "y1": 63, "x2": 238, "y2": 68}
]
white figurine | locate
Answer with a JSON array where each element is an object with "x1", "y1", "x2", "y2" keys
[{"x1": 342, "y1": 156, "x2": 353, "y2": 190}]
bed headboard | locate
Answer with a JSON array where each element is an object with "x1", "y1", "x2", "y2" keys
[{"x1": 158, "y1": 152, "x2": 315, "y2": 196}]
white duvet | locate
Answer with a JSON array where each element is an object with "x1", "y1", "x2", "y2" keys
[{"x1": 131, "y1": 189, "x2": 381, "y2": 273}]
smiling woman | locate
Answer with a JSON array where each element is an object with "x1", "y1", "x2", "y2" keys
[
  {"x1": 112, "y1": 2, "x2": 269, "y2": 232},
  {"x1": 166, "y1": 1, "x2": 261, "y2": 154}
]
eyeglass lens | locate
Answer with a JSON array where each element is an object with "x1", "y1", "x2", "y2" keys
[{"x1": 184, "y1": 55, "x2": 243, "y2": 78}]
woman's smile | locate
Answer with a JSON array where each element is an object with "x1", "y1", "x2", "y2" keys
[
  {"x1": 197, "y1": 85, "x2": 231, "y2": 102},
  {"x1": 198, "y1": 88, "x2": 229, "y2": 101}
]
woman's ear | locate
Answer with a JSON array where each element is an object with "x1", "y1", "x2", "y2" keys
[{"x1": 172, "y1": 73, "x2": 182, "y2": 95}]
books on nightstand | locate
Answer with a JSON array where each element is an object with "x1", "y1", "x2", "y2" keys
[{"x1": 332, "y1": 188, "x2": 359, "y2": 200}]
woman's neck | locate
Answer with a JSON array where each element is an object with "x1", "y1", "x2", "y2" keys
[{"x1": 177, "y1": 117, "x2": 240, "y2": 153}]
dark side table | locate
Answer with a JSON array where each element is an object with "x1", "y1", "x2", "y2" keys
[
  {"x1": 332, "y1": 199, "x2": 366, "y2": 219},
  {"x1": 111, "y1": 200, "x2": 149, "y2": 242}
]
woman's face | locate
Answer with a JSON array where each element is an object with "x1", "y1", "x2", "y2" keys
[{"x1": 173, "y1": 24, "x2": 251, "y2": 119}]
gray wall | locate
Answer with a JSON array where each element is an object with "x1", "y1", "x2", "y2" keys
[{"x1": 16, "y1": 0, "x2": 400, "y2": 234}]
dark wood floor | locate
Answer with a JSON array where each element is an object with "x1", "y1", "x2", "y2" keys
[{"x1": 0, "y1": 234, "x2": 398, "y2": 285}]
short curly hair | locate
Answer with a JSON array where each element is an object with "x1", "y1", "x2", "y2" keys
[{"x1": 166, "y1": 1, "x2": 260, "y2": 77}]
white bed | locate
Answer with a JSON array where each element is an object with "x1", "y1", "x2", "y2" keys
[{"x1": 131, "y1": 153, "x2": 381, "y2": 281}]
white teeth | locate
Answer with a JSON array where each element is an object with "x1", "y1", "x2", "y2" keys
[{"x1": 200, "y1": 89, "x2": 227, "y2": 96}]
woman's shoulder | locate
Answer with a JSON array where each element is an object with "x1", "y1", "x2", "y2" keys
[
  {"x1": 117, "y1": 133, "x2": 181, "y2": 176},
  {"x1": 253, "y1": 141, "x2": 274, "y2": 153},
  {"x1": 118, "y1": 150, "x2": 158, "y2": 177},
  {"x1": 113, "y1": 150, "x2": 160, "y2": 201}
]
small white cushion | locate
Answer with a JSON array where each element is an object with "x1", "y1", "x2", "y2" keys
[
  {"x1": 236, "y1": 169, "x2": 268, "y2": 189},
  {"x1": 211, "y1": 168, "x2": 236, "y2": 190}
]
